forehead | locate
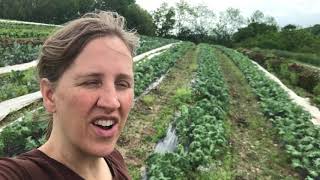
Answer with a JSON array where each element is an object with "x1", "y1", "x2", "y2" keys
[
  {"x1": 66, "y1": 36, "x2": 133, "y2": 77},
  {"x1": 83, "y1": 35, "x2": 132, "y2": 58}
]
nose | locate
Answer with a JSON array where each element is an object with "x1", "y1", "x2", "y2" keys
[{"x1": 96, "y1": 85, "x2": 120, "y2": 112}]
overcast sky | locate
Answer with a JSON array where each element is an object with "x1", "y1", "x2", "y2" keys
[{"x1": 136, "y1": 0, "x2": 320, "y2": 27}]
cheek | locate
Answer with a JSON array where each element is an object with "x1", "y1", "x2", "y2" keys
[
  {"x1": 120, "y1": 90, "x2": 134, "y2": 114},
  {"x1": 57, "y1": 88, "x2": 97, "y2": 115},
  {"x1": 125, "y1": 90, "x2": 134, "y2": 109}
]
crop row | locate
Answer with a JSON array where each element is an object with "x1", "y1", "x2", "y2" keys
[
  {"x1": 0, "y1": 21, "x2": 55, "y2": 39},
  {"x1": 0, "y1": 42, "x2": 41, "y2": 67},
  {"x1": 136, "y1": 36, "x2": 178, "y2": 55},
  {"x1": 217, "y1": 45, "x2": 320, "y2": 179},
  {"x1": 0, "y1": 21, "x2": 56, "y2": 30},
  {"x1": 134, "y1": 42, "x2": 192, "y2": 95},
  {"x1": 0, "y1": 29, "x2": 52, "y2": 39},
  {"x1": 146, "y1": 44, "x2": 229, "y2": 179},
  {"x1": 0, "y1": 69, "x2": 38, "y2": 102},
  {"x1": 0, "y1": 43, "x2": 190, "y2": 156}
]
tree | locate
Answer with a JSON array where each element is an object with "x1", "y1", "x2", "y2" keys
[
  {"x1": 282, "y1": 24, "x2": 297, "y2": 31},
  {"x1": 233, "y1": 22, "x2": 278, "y2": 43},
  {"x1": 175, "y1": 0, "x2": 196, "y2": 35},
  {"x1": 125, "y1": 4, "x2": 156, "y2": 35},
  {"x1": 94, "y1": 0, "x2": 135, "y2": 16},
  {"x1": 192, "y1": 4, "x2": 215, "y2": 36},
  {"x1": 77, "y1": 0, "x2": 96, "y2": 15},
  {"x1": 306, "y1": 24, "x2": 320, "y2": 36},
  {"x1": 248, "y1": 10, "x2": 277, "y2": 25},
  {"x1": 213, "y1": 8, "x2": 245, "y2": 45},
  {"x1": 152, "y1": 2, "x2": 176, "y2": 37},
  {"x1": 279, "y1": 28, "x2": 314, "y2": 51}
]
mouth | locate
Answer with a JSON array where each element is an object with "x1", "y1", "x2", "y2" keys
[{"x1": 90, "y1": 116, "x2": 119, "y2": 137}]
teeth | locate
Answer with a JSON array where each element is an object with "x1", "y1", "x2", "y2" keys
[{"x1": 94, "y1": 120, "x2": 114, "y2": 127}]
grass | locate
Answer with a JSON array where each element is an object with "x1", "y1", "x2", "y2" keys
[{"x1": 141, "y1": 94, "x2": 156, "y2": 106}]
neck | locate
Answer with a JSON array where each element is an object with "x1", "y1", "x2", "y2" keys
[{"x1": 38, "y1": 136, "x2": 111, "y2": 179}]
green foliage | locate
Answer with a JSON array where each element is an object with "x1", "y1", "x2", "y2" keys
[
  {"x1": 278, "y1": 63, "x2": 292, "y2": 83},
  {"x1": 233, "y1": 22, "x2": 278, "y2": 43},
  {"x1": 141, "y1": 95, "x2": 155, "y2": 106},
  {"x1": 172, "y1": 88, "x2": 192, "y2": 107},
  {"x1": 125, "y1": 4, "x2": 156, "y2": 36},
  {"x1": 0, "y1": 42, "x2": 41, "y2": 67},
  {"x1": 234, "y1": 23, "x2": 320, "y2": 55},
  {"x1": 313, "y1": 84, "x2": 320, "y2": 96},
  {"x1": 136, "y1": 35, "x2": 178, "y2": 55},
  {"x1": 0, "y1": 109, "x2": 47, "y2": 157},
  {"x1": 134, "y1": 43, "x2": 193, "y2": 96},
  {"x1": 279, "y1": 29, "x2": 316, "y2": 52},
  {"x1": 0, "y1": 25, "x2": 53, "y2": 39},
  {"x1": 152, "y1": 107, "x2": 174, "y2": 143},
  {"x1": 0, "y1": 69, "x2": 39, "y2": 102},
  {"x1": 297, "y1": 69, "x2": 319, "y2": 92},
  {"x1": 0, "y1": 0, "x2": 85, "y2": 24},
  {"x1": 271, "y1": 49, "x2": 320, "y2": 67},
  {"x1": 314, "y1": 96, "x2": 320, "y2": 105},
  {"x1": 152, "y1": 2, "x2": 176, "y2": 37},
  {"x1": 306, "y1": 24, "x2": 320, "y2": 36}
]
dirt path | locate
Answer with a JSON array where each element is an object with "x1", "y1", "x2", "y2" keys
[
  {"x1": 116, "y1": 45, "x2": 198, "y2": 179},
  {"x1": 214, "y1": 49, "x2": 300, "y2": 179}
]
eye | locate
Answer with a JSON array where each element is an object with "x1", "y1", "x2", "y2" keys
[
  {"x1": 116, "y1": 80, "x2": 131, "y2": 89},
  {"x1": 82, "y1": 80, "x2": 101, "y2": 88}
]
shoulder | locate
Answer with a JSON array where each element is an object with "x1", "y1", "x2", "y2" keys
[
  {"x1": 106, "y1": 149, "x2": 131, "y2": 180},
  {"x1": 0, "y1": 149, "x2": 67, "y2": 180},
  {"x1": 0, "y1": 152, "x2": 35, "y2": 180}
]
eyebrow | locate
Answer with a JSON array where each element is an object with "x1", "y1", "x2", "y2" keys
[
  {"x1": 75, "y1": 72, "x2": 133, "y2": 81},
  {"x1": 117, "y1": 73, "x2": 134, "y2": 82},
  {"x1": 75, "y1": 73, "x2": 103, "y2": 80}
]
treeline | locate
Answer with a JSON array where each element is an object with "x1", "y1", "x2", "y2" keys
[
  {"x1": 152, "y1": 1, "x2": 320, "y2": 54},
  {"x1": 1, "y1": 0, "x2": 320, "y2": 54},
  {"x1": 233, "y1": 23, "x2": 320, "y2": 54},
  {"x1": 0, "y1": 0, "x2": 155, "y2": 35}
]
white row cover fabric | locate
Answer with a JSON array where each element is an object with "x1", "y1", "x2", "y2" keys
[
  {"x1": 252, "y1": 61, "x2": 320, "y2": 125},
  {"x1": 0, "y1": 19, "x2": 61, "y2": 27},
  {"x1": 0, "y1": 91, "x2": 42, "y2": 121},
  {"x1": 0, "y1": 60, "x2": 37, "y2": 74},
  {"x1": 133, "y1": 43, "x2": 176, "y2": 62}
]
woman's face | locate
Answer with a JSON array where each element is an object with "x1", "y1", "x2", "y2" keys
[{"x1": 48, "y1": 36, "x2": 133, "y2": 157}]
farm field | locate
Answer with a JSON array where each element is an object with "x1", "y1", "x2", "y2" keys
[{"x1": 1, "y1": 20, "x2": 320, "y2": 180}]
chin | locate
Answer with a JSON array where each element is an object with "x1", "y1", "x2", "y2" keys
[{"x1": 88, "y1": 143, "x2": 116, "y2": 157}]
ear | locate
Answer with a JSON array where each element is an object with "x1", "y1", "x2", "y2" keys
[{"x1": 40, "y1": 78, "x2": 56, "y2": 113}]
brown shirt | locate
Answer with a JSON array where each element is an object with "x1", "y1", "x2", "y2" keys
[{"x1": 0, "y1": 149, "x2": 131, "y2": 180}]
